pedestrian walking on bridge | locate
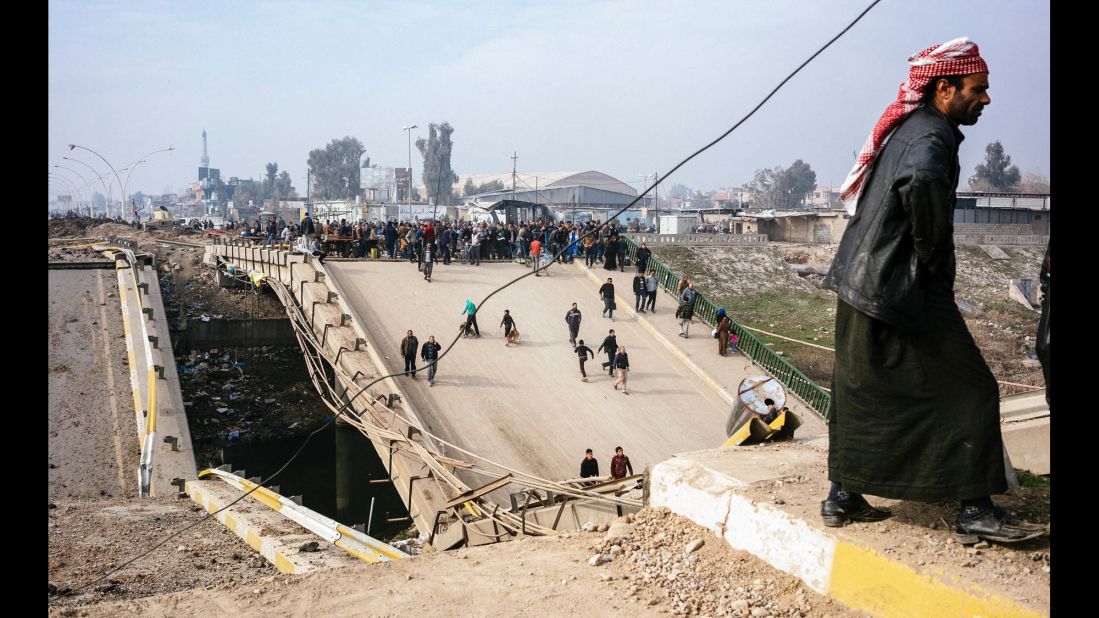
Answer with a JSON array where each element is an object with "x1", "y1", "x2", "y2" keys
[
  {"x1": 565, "y1": 303, "x2": 582, "y2": 347},
  {"x1": 598, "y1": 329, "x2": 618, "y2": 377},
  {"x1": 600, "y1": 278, "x2": 616, "y2": 321},
  {"x1": 420, "y1": 335, "x2": 441, "y2": 385},
  {"x1": 612, "y1": 346, "x2": 630, "y2": 394}
]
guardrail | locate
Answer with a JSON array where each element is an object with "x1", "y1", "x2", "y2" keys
[
  {"x1": 619, "y1": 236, "x2": 832, "y2": 420},
  {"x1": 107, "y1": 238, "x2": 160, "y2": 496},
  {"x1": 197, "y1": 467, "x2": 409, "y2": 564}
]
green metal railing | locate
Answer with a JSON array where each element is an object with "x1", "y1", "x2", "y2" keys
[{"x1": 620, "y1": 236, "x2": 832, "y2": 420}]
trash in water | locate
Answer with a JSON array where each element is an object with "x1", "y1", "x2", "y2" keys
[{"x1": 216, "y1": 408, "x2": 230, "y2": 414}]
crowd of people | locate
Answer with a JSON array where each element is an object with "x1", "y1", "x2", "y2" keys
[{"x1": 279, "y1": 214, "x2": 651, "y2": 268}]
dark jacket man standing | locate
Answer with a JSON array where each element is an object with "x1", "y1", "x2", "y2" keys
[
  {"x1": 821, "y1": 38, "x2": 1041, "y2": 544},
  {"x1": 300, "y1": 212, "x2": 316, "y2": 247},
  {"x1": 400, "y1": 330, "x2": 419, "y2": 377},
  {"x1": 580, "y1": 449, "x2": 599, "y2": 478},
  {"x1": 565, "y1": 303, "x2": 582, "y2": 347}
]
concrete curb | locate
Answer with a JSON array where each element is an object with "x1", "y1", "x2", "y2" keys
[{"x1": 650, "y1": 457, "x2": 1046, "y2": 618}]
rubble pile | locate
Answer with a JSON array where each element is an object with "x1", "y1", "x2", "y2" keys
[{"x1": 585, "y1": 507, "x2": 860, "y2": 617}]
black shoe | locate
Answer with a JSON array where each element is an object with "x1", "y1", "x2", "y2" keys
[
  {"x1": 820, "y1": 494, "x2": 891, "y2": 527},
  {"x1": 956, "y1": 509, "x2": 1048, "y2": 544}
]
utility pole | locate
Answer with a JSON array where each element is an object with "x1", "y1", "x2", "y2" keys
[
  {"x1": 653, "y1": 171, "x2": 659, "y2": 216},
  {"x1": 511, "y1": 151, "x2": 518, "y2": 202}
]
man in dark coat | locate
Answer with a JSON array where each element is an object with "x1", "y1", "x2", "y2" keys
[
  {"x1": 399, "y1": 330, "x2": 419, "y2": 378},
  {"x1": 580, "y1": 449, "x2": 599, "y2": 478},
  {"x1": 632, "y1": 273, "x2": 646, "y2": 312},
  {"x1": 420, "y1": 335, "x2": 442, "y2": 385},
  {"x1": 822, "y1": 38, "x2": 1041, "y2": 544},
  {"x1": 300, "y1": 212, "x2": 316, "y2": 248},
  {"x1": 598, "y1": 329, "x2": 618, "y2": 377},
  {"x1": 635, "y1": 243, "x2": 651, "y2": 274}
]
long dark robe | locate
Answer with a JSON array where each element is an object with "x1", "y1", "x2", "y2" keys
[
  {"x1": 828, "y1": 273, "x2": 1007, "y2": 502},
  {"x1": 603, "y1": 239, "x2": 618, "y2": 270}
]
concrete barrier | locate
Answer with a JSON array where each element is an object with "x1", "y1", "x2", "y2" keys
[
  {"x1": 625, "y1": 233, "x2": 768, "y2": 246},
  {"x1": 649, "y1": 450, "x2": 1046, "y2": 617},
  {"x1": 955, "y1": 234, "x2": 1049, "y2": 246}
]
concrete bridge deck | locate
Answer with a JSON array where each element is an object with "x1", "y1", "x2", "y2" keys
[{"x1": 327, "y1": 259, "x2": 821, "y2": 487}]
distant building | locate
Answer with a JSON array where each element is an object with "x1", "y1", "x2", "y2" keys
[
  {"x1": 954, "y1": 192, "x2": 1050, "y2": 234},
  {"x1": 742, "y1": 210, "x2": 851, "y2": 244},
  {"x1": 806, "y1": 186, "x2": 842, "y2": 209},
  {"x1": 458, "y1": 170, "x2": 652, "y2": 221},
  {"x1": 362, "y1": 166, "x2": 398, "y2": 202}
]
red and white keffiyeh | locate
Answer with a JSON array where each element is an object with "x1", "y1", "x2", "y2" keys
[{"x1": 840, "y1": 37, "x2": 989, "y2": 214}]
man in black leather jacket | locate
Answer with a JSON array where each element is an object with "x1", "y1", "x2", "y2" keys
[{"x1": 820, "y1": 38, "x2": 1043, "y2": 544}]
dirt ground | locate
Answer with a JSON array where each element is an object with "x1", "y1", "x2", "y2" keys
[
  {"x1": 48, "y1": 497, "x2": 278, "y2": 612},
  {"x1": 55, "y1": 507, "x2": 864, "y2": 618}
]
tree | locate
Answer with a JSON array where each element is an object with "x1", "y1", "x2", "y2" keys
[
  {"x1": 463, "y1": 178, "x2": 504, "y2": 196},
  {"x1": 691, "y1": 191, "x2": 710, "y2": 209},
  {"x1": 307, "y1": 137, "x2": 366, "y2": 200},
  {"x1": 231, "y1": 180, "x2": 260, "y2": 209},
  {"x1": 778, "y1": 159, "x2": 817, "y2": 208},
  {"x1": 416, "y1": 122, "x2": 458, "y2": 206},
  {"x1": 210, "y1": 177, "x2": 228, "y2": 208},
  {"x1": 667, "y1": 183, "x2": 692, "y2": 200},
  {"x1": 969, "y1": 141, "x2": 1021, "y2": 192},
  {"x1": 746, "y1": 160, "x2": 818, "y2": 209},
  {"x1": 275, "y1": 170, "x2": 296, "y2": 199},
  {"x1": 747, "y1": 166, "x2": 782, "y2": 209}
]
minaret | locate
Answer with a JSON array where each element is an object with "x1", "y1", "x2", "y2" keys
[{"x1": 201, "y1": 129, "x2": 210, "y2": 168}]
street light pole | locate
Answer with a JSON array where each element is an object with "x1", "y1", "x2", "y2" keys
[
  {"x1": 121, "y1": 146, "x2": 175, "y2": 219},
  {"x1": 403, "y1": 124, "x2": 417, "y2": 221},
  {"x1": 68, "y1": 144, "x2": 125, "y2": 219},
  {"x1": 53, "y1": 167, "x2": 90, "y2": 212},
  {"x1": 62, "y1": 157, "x2": 114, "y2": 216},
  {"x1": 49, "y1": 175, "x2": 82, "y2": 213}
]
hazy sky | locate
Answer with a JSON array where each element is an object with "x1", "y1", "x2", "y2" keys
[{"x1": 48, "y1": 0, "x2": 1049, "y2": 200}]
